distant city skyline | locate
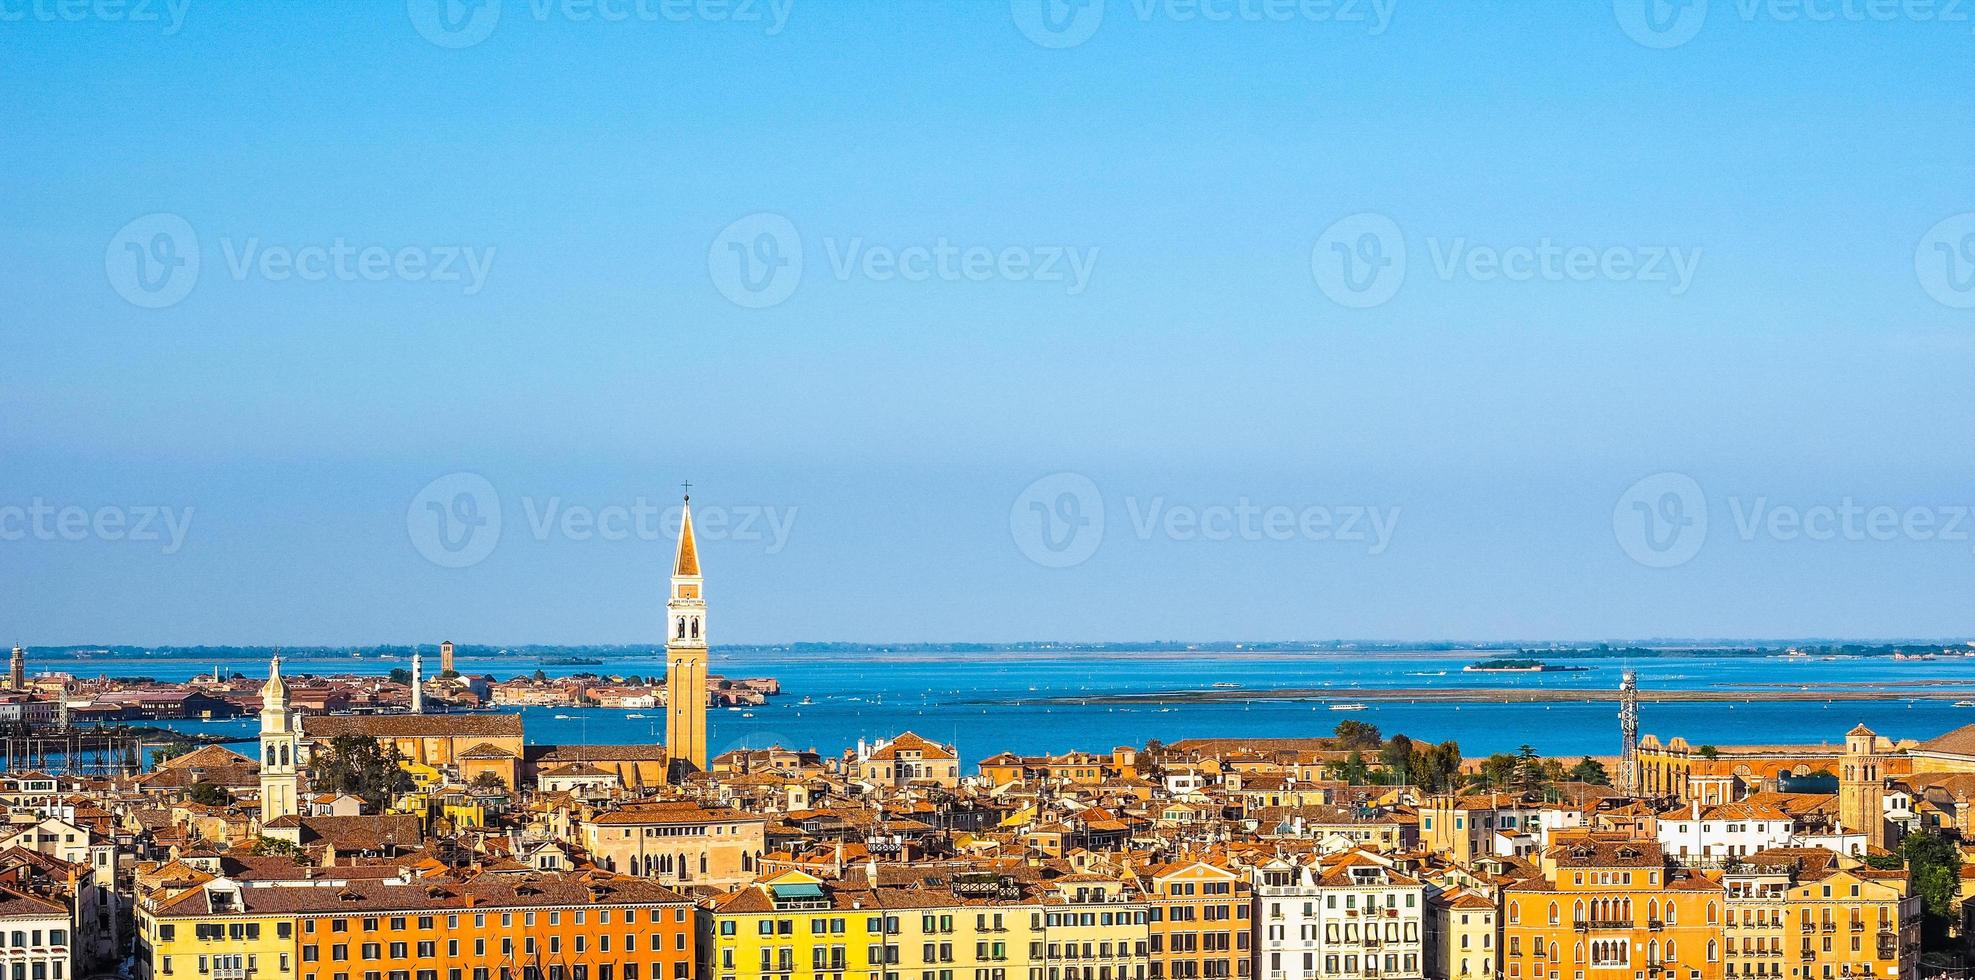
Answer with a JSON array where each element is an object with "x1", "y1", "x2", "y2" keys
[{"x1": 6, "y1": 4, "x2": 1975, "y2": 644}]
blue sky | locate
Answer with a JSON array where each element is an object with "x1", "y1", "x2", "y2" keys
[{"x1": 3, "y1": 0, "x2": 1974, "y2": 645}]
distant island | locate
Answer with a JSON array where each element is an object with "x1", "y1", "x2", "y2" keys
[
  {"x1": 23, "y1": 639, "x2": 1975, "y2": 662},
  {"x1": 1464, "y1": 658, "x2": 1591, "y2": 673},
  {"x1": 539, "y1": 656, "x2": 604, "y2": 666}
]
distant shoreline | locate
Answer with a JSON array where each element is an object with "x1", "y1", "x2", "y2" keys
[
  {"x1": 25, "y1": 640, "x2": 1975, "y2": 664},
  {"x1": 1008, "y1": 685, "x2": 1975, "y2": 705}
]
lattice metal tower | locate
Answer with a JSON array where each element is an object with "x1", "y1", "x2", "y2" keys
[{"x1": 1618, "y1": 668, "x2": 1640, "y2": 795}]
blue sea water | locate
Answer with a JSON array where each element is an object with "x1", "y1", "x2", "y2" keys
[{"x1": 85, "y1": 648, "x2": 1975, "y2": 768}]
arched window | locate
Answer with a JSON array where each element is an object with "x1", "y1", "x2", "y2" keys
[
  {"x1": 691, "y1": 617, "x2": 699, "y2": 639},
  {"x1": 675, "y1": 617, "x2": 686, "y2": 639},
  {"x1": 1667, "y1": 940, "x2": 1678, "y2": 963}
]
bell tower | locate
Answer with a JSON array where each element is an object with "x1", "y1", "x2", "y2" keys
[
  {"x1": 258, "y1": 655, "x2": 302, "y2": 823},
  {"x1": 1840, "y1": 723, "x2": 1887, "y2": 849},
  {"x1": 664, "y1": 489, "x2": 709, "y2": 780}
]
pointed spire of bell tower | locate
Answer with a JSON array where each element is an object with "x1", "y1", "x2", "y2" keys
[
  {"x1": 675, "y1": 482, "x2": 700, "y2": 577},
  {"x1": 666, "y1": 483, "x2": 709, "y2": 780}
]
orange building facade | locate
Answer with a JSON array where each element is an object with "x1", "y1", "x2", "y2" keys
[
  {"x1": 285, "y1": 876, "x2": 698, "y2": 980},
  {"x1": 1138, "y1": 860, "x2": 1251, "y2": 980},
  {"x1": 1502, "y1": 841, "x2": 1725, "y2": 980}
]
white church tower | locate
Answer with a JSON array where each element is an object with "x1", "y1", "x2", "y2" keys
[{"x1": 258, "y1": 655, "x2": 302, "y2": 823}]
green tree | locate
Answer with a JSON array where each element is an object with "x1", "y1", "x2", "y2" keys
[
  {"x1": 188, "y1": 781, "x2": 230, "y2": 806},
  {"x1": 532, "y1": 669, "x2": 547, "y2": 683},
  {"x1": 154, "y1": 741, "x2": 195, "y2": 763},
  {"x1": 1329, "y1": 749, "x2": 1371, "y2": 785},
  {"x1": 1512, "y1": 745, "x2": 1546, "y2": 794},
  {"x1": 1896, "y1": 829, "x2": 1961, "y2": 949},
  {"x1": 387, "y1": 668, "x2": 412, "y2": 685},
  {"x1": 1413, "y1": 740, "x2": 1463, "y2": 793},
  {"x1": 469, "y1": 771, "x2": 508, "y2": 794},
  {"x1": 1696, "y1": 745, "x2": 1721, "y2": 760},
  {"x1": 1378, "y1": 734, "x2": 1415, "y2": 781},
  {"x1": 1470, "y1": 752, "x2": 1520, "y2": 790},
  {"x1": 308, "y1": 734, "x2": 413, "y2": 810},
  {"x1": 1333, "y1": 720, "x2": 1382, "y2": 750},
  {"x1": 1568, "y1": 757, "x2": 1612, "y2": 785},
  {"x1": 250, "y1": 835, "x2": 302, "y2": 857}
]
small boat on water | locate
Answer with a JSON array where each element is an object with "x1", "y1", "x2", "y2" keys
[
  {"x1": 552, "y1": 713, "x2": 572, "y2": 720},
  {"x1": 1954, "y1": 700, "x2": 1975, "y2": 708},
  {"x1": 1330, "y1": 703, "x2": 1369, "y2": 711},
  {"x1": 625, "y1": 713, "x2": 645, "y2": 719},
  {"x1": 1211, "y1": 682, "x2": 1241, "y2": 689}
]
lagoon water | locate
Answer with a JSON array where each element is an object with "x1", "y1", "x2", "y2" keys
[{"x1": 80, "y1": 648, "x2": 1975, "y2": 767}]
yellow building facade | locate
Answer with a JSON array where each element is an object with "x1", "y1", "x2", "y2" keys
[{"x1": 137, "y1": 881, "x2": 296, "y2": 980}]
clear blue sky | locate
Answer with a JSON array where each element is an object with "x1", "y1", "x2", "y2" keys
[{"x1": 3, "y1": 1, "x2": 1974, "y2": 646}]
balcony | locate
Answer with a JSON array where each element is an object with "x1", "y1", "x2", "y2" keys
[{"x1": 214, "y1": 970, "x2": 250, "y2": 980}]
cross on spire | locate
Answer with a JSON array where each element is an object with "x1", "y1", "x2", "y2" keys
[{"x1": 681, "y1": 479, "x2": 692, "y2": 502}]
